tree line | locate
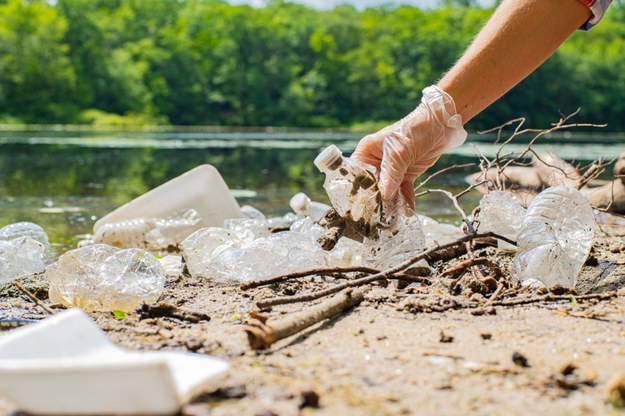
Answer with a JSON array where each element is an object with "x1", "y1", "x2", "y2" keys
[{"x1": 0, "y1": 0, "x2": 623, "y2": 131}]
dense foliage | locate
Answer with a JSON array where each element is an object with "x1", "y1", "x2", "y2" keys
[{"x1": 0, "y1": 0, "x2": 623, "y2": 130}]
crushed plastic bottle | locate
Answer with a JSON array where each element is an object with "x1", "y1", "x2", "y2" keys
[
  {"x1": 94, "y1": 209, "x2": 203, "y2": 251},
  {"x1": 223, "y1": 218, "x2": 270, "y2": 243},
  {"x1": 181, "y1": 219, "x2": 327, "y2": 282},
  {"x1": 314, "y1": 145, "x2": 385, "y2": 239},
  {"x1": 289, "y1": 193, "x2": 331, "y2": 223},
  {"x1": 417, "y1": 215, "x2": 463, "y2": 247},
  {"x1": 0, "y1": 237, "x2": 46, "y2": 285},
  {"x1": 363, "y1": 214, "x2": 426, "y2": 270},
  {"x1": 48, "y1": 244, "x2": 166, "y2": 311},
  {"x1": 478, "y1": 191, "x2": 526, "y2": 250},
  {"x1": 513, "y1": 186, "x2": 594, "y2": 288},
  {"x1": 0, "y1": 222, "x2": 50, "y2": 253},
  {"x1": 240, "y1": 205, "x2": 266, "y2": 221}
]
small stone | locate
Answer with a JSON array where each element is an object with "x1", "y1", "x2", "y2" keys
[
  {"x1": 299, "y1": 385, "x2": 320, "y2": 408},
  {"x1": 181, "y1": 403, "x2": 211, "y2": 416},
  {"x1": 480, "y1": 332, "x2": 492, "y2": 340},
  {"x1": 606, "y1": 373, "x2": 625, "y2": 408},
  {"x1": 512, "y1": 351, "x2": 530, "y2": 368},
  {"x1": 439, "y1": 331, "x2": 454, "y2": 343}
]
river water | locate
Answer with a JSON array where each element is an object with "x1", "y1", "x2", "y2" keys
[{"x1": 0, "y1": 129, "x2": 622, "y2": 254}]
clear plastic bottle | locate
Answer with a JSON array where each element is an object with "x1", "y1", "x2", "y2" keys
[
  {"x1": 314, "y1": 145, "x2": 385, "y2": 239},
  {"x1": 478, "y1": 191, "x2": 526, "y2": 250},
  {"x1": 513, "y1": 185, "x2": 594, "y2": 288}
]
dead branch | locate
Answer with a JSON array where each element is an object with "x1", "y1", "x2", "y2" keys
[
  {"x1": 414, "y1": 163, "x2": 476, "y2": 193},
  {"x1": 245, "y1": 288, "x2": 366, "y2": 350},
  {"x1": 240, "y1": 266, "x2": 380, "y2": 291},
  {"x1": 12, "y1": 281, "x2": 54, "y2": 315},
  {"x1": 256, "y1": 232, "x2": 516, "y2": 309},
  {"x1": 488, "y1": 291, "x2": 617, "y2": 307},
  {"x1": 438, "y1": 257, "x2": 502, "y2": 280}
]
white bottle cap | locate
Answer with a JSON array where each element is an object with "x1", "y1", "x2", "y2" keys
[
  {"x1": 314, "y1": 145, "x2": 343, "y2": 171},
  {"x1": 289, "y1": 192, "x2": 311, "y2": 215}
]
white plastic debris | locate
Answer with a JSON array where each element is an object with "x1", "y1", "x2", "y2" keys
[
  {"x1": 417, "y1": 215, "x2": 463, "y2": 246},
  {"x1": 240, "y1": 205, "x2": 266, "y2": 220},
  {"x1": 94, "y1": 164, "x2": 245, "y2": 232},
  {"x1": 0, "y1": 237, "x2": 46, "y2": 285},
  {"x1": 0, "y1": 309, "x2": 229, "y2": 415},
  {"x1": 47, "y1": 245, "x2": 166, "y2": 311},
  {"x1": 93, "y1": 209, "x2": 204, "y2": 250},
  {"x1": 478, "y1": 191, "x2": 526, "y2": 250},
  {"x1": 182, "y1": 218, "x2": 327, "y2": 282},
  {"x1": 289, "y1": 192, "x2": 331, "y2": 222},
  {"x1": 364, "y1": 214, "x2": 426, "y2": 270},
  {"x1": 514, "y1": 186, "x2": 594, "y2": 288},
  {"x1": 0, "y1": 222, "x2": 50, "y2": 253},
  {"x1": 223, "y1": 218, "x2": 270, "y2": 243}
]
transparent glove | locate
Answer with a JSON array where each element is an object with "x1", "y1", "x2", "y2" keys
[{"x1": 351, "y1": 85, "x2": 467, "y2": 215}]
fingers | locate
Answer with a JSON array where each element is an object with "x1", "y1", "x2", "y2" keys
[
  {"x1": 351, "y1": 134, "x2": 383, "y2": 169},
  {"x1": 399, "y1": 180, "x2": 416, "y2": 213},
  {"x1": 379, "y1": 132, "x2": 410, "y2": 211}
]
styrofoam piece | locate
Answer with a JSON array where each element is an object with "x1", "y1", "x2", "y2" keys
[
  {"x1": 94, "y1": 165, "x2": 244, "y2": 233},
  {"x1": 0, "y1": 309, "x2": 229, "y2": 415}
]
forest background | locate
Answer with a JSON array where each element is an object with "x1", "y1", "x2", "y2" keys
[{"x1": 1, "y1": 0, "x2": 624, "y2": 131}]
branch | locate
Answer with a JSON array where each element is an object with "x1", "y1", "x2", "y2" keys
[{"x1": 245, "y1": 288, "x2": 365, "y2": 350}]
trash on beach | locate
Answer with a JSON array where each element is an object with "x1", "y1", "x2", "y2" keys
[
  {"x1": 47, "y1": 245, "x2": 166, "y2": 311},
  {"x1": 94, "y1": 209, "x2": 204, "y2": 251},
  {"x1": 514, "y1": 185, "x2": 594, "y2": 288},
  {"x1": 181, "y1": 217, "x2": 327, "y2": 282},
  {"x1": 289, "y1": 192, "x2": 331, "y2": 223},
  {"x1": 93, "y1": 164, "x2": 245, "y2": 233},
  {"x1": 478, "y1": 191, "x2": 526, "y2": 250},
  {"x1": 0, "y1": 236, "x2": 46, "y2": 285},
  {"x1": 0, "y1": 309, "x2": 229, "y2": 415},
  {"x1": 0, "y1": 222, "x2": 50, "y2": 253}
]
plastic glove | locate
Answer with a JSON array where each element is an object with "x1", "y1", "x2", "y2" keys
[{"x1": 352, "y1": 85, "x2": 467, "y2": 216}]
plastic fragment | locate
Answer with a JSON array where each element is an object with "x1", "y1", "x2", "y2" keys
[
  {"x1": 513, "y1": 186, "x2": 594, "y2": 288},
  {"x1": 0, "y1": 237, "x2": 46, "y2": 285},
  {"x1": 48, "y1": 244, "x2": 166, "y2": 311}
]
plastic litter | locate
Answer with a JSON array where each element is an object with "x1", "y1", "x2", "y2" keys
[
  {"x1": 514, "y1": 186, "x2": 594, "y2": 288},
  {"x1": 289, "y1": 192, "x2": 331, "y2": 223},
  {"x1": 0, "y1": 309, "x2": 229, "y2": 415},
  {"x1": 47, "y1": 245, "x2": 166, "y2": 311},
  {"x1": 314, "y1": 145, "x2": 385, "y2": 238},
  {"x1": 182, "y1": 218, "x2": 326, "y2": 282},
  {"x1": 478, "y1": 191, "x2": 526, "y2": 250},
  {"x1": 417, "y1": 215, "x2": 463, "y2": 246},
  {"x1": 0, "y1": 237, "x2": 46, "y2": 285},
  {"x1": 93, "y1": 165, "x2": 244, "y2": 233},
  {"x1": 364, "y1": 214, "x2": 426, "y2": 270},
  {"x1": 94, "y1": 209, "x2": 204, "y2": 251},
  {"x1": 0, "y1": 222, "x2": 50, "y2": 253}
]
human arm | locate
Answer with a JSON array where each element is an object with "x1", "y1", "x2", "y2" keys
[{"x1": 352, "y1": 0, "x2": 593, "y2": 213}]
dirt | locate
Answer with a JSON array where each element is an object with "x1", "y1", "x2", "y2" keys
[{"x1": 2, "y1": 231, "x2": 625, "y2": 415}]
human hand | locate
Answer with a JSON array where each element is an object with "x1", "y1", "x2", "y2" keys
[{"x1": 351, "y1": 85, "x2": 467, "y2": 216}]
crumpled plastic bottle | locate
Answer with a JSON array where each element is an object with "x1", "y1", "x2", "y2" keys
[
  {"x1": 478, "y1": 191, "x2": 527, "y2": 250},
  {"x1": 47, "y1": 244, "x2": 166, "y2": 311},
  {"x1": 0, "y1": 222, "x2": 50, "y2": 253},
  {"x1": 0, "y1": 237, "x2": 46, "y2": 285},
  {"x1": 364, "y1": 214, "x2": 426, "y2": 270},
  {"x1": 94, "y1": 209, "x2": 203, "y2": 251},
  {"x1": 181, "y1": 218, "x2": 327, "y2": 282},
  {"x1": 314, "y1": 145, "x2": 385, "y2": 239},
  {"x1": 513, "y1": 185, "x2": 594, "y2": 288},
  {"x1": 417, "y1": 215, "x2": 463, "y2": 247}
]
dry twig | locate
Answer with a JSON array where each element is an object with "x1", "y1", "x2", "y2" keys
[
  {"x1": 12, "y1": 281, "x2": 54, "y2": 315},
  {"x1": 245, "y1": 288, "x2": 366, "y2": 350}
]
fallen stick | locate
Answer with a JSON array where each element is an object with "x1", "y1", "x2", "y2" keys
[
  {"x1": 12, "y1": 281, "x2": 54, "y2": 315},
  {"x1": 240, "y1": 266, "x2": 380, "y2": 291},
  {"x1": 489, "y1": 291, "x2": 617, "y2": 307},
  {"x1": 256, "y1": 232, "x2": 515, "y2": 309},
  {"x1": 245, "y1": 288, "x2": 365, "y2": 350}
]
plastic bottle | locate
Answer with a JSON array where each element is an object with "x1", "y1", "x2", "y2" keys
[
  {"x1": 478, "y1": 191, "x2": 526, "y2": 250},
  {"x1": 314, "y1": 145, "x2": 385, "y2": 239},
  {"x1": 0, "y1": 222, "x2": 50, "y2": 253},
  {"x1": 364, "y1": 214, "x2": 426, "y2": 270},
  {"x1": 513, "y1": 185, "x2": 594, "y2": 288},
  {"x1": 47, "y1": 244, "x2": 166, "y2": 312},
  {"x1": 0, "y1": 237, "x2": 46, "y2": 285},
  {"x1": 289, "y1": 192, "x2": 332, "y2": 223}
]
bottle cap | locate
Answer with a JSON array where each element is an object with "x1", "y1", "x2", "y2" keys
[
  {"x1": 289, "y1": 192, "x2": 311, "y2": 214},
  {"x1": 314, "y1": 145, "x2": 343, "y2": 171}
]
